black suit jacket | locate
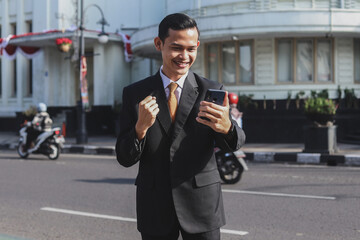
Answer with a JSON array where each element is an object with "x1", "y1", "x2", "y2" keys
[{"x1": 116, "y1": 71, "x2": 245, "y2": 235}]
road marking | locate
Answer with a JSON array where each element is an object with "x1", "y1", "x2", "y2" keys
[
  {"x1": 62, "y1": 153, "x2": 115, "y2": 159},
  {"x1": 41, "y1": 207, "x2": 248, "y2": 236},
  {"x1": 220, "y1": 229, "x2": 248, "y2": 236},
  {"x1": 222, "y1": 189, "x2": 336, "y2": 200},
  {"x1": 0, "y1": 234, "x2": 32, "y2": 240},
  {"x1": 41, "y1": 207, "x2": 137, "y2": 222}
]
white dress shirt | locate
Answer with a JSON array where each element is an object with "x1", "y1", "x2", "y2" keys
[{"x1": 160, "y1": 66, "x2": 188, "y2": 103}]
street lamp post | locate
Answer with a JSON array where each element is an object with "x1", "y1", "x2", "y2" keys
[{"x1": 76, "y1": 0, "x2": 109, "y2": 144}]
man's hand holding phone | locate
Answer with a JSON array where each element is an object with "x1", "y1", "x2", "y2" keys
[{"x1": 196, "y1": 90, "x2": 232, "y2": 134}]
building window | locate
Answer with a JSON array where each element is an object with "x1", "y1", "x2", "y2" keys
[
  {"x1": 11, "y1": 23, "x2": 16, "y2": 35},
  {"x1": 317, "y1": 40, "x2": 332, "y2": 82},
  {"x1": 222, "y1": 42, "x2": 236, "y2": 84},
  {"x1": 296, "y1": 39, "x2": 313, "y2": 82},
  {"x1": 26, "y1": 21, "x2": 32, "y2": 33},
  {"x1": 206, "y1": 40, "x2": 253, "y2": 85},
  {"x1": 12, "y1": 60, "x2": 17, "y2": 97},
  {"x1": 26, "y1": 60, "x2": 33, "y2": 96},
  {"x1": 207, "y1": 43, "x2": 219, "y2": 82},
  {"x1": 190, "y1": 45, "x2": 204, "y2": 76},
  {"x1": 24, "y1": 21, "x2": 33, "y2": 97},
  {"x1": 276, "y1": 38, "x2": 333, "y2": 83},
  {"x1": 277, "y1": 39, "x2": 293, "y2": 82},
  {"x1": 355, "y1": 39, "x2": 360, "y2": 83},
  {"x1": 239, "y1": 41, "x2": 253, "y2": 84}
]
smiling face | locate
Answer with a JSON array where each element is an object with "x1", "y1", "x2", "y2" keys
[{"x1": 154, "y1": 27, "x2": 200, "y2": 81}]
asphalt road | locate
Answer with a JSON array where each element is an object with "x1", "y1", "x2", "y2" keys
[{"x1": 0, "y1": 150, "x2": 359, "y2": 240}]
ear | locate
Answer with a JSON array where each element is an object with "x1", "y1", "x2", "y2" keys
[
  {"x1": 154, "y1": 37, "x2": 162, "y2": 51},
  {"x1": 197, "y1": 40, "x2": 200, "y2": 47}
]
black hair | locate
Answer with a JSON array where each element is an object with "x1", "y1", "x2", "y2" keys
[{"x1": 158, "y1": 13, "x2": 200, "y2": 43}]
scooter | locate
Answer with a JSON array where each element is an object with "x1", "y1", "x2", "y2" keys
[
  {"x1": 17, "y1": 122, "x2": 65, "y2": 160},
  {"x1": 215, "y1": 148, "x2": 248, "y2": 184}
]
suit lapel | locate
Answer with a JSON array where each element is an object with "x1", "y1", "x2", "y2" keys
[
  {"x1": 151, "y1": 72, "x2": 172, "y2": 137},
  {"x1": 172, "y1": 72, "x2": 199, "y2": 142}
]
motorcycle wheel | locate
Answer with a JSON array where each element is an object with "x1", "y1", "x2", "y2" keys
[
  {"x1": 17, "y1": 142, "x2": 29, "y2": 159},
  {"x1": 48, "y1": 144, "x2": 60, "y2": 160},
  {"x1": 218, "y1": 156, "x2": 244, "y2": 184}
]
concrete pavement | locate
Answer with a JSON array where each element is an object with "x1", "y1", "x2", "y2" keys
[{"x1": 1, "y1": 131, "x2": 360, "y2": 166}]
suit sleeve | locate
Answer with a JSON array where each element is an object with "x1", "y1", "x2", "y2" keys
[
  {"x1": 215, "y1": 118, "x2": 245, "y2": 152},
  {"x1": 214, "y1": 85, "x2": 246, "y2": 151},
  {"x1": 115, "y1": 87, "x2": 146, "y2": 167}
]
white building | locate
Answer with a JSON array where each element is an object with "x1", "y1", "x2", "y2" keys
[
  {"x1": 131, "y1": 0, "x2": 360, "y2": 100},
  {"x1": 0, "y1": 0, "x2": 136, "y2": 119},
  {"x1": 1, "y1": 0, "x2": 360, "y2": 135}
]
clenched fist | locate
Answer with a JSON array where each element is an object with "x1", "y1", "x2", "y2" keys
[{"x1": 135, "y1": 96, "x2": 159, "y2": 140}]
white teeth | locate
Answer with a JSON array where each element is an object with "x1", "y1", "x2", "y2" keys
[{"x1": 175, "y1": 61, "x2": 189, "y2": 66}]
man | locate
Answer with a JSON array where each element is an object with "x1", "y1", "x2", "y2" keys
[
  {"x1": 26, "y1": 102, "x2": 53, "y2": 149},
  {"x1": 228, "y1": 93, "x2": 243, "y2": 128},
  {"x1": 116, "y1": 13, "x2": 245, "y2": 240}
]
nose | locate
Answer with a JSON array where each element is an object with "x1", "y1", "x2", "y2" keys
[{"x1": 179, "y1": 50, "x2": 189, "y2": 59}]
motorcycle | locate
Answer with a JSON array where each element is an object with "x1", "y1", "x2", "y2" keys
[
  {"x1": 17, "y1": 122, "x2": 65, "y2": 160},
  {"x1": 215, "y1": 148, "x2": 248, "y2": 184}
]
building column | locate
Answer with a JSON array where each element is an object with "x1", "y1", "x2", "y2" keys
[
  {"x1": 43, "y1": 48, "x2": 51, "y2": 105},
  {"x1": 16, "y1": 0, "x2": 25, "y2": 109},
  {"x1": 1, "y1": 0, "x2": 10, "y2": 106},
  {"x1": 93, "y1": 43, "x2": 113, "y2": 105}
]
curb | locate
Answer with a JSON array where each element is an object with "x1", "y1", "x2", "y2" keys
[
  {"x1": 2, "y1": 143, "x2": 360, "y2": 166},
  {"x1": 0, "y1": 143, "x2": 17, "y2": 150},
  {"x1": 62, "y1": 144, "x2": 116, "y2": 156},
  {"x1": 0, "y1": 143, "x2": 116, "y2": 156},
  {"x1": 244, "y1": 152, "x2": 360, "y2": 166}
]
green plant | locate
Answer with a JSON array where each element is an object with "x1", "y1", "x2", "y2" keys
[
  {"x1": 337, "y1": 85, "x2": 342, "y2": 104},
  {"x1": 295, "y1": 91, "x2": 305, "y2": 109},
  {"x1": 286, "y1": 91, "x2": 292, "y2": 110},
  {"x1": 23, "y1": 105, "x2": 37, "y2": 117},
  {"x1": 344, "y1": 88, "x2": 358, "y2": 109},
  {"x1": 304, "y1": 97, "x2": 337, "y2": 115},
  {"x1": 238, "y1": 94, "x2": 258, "y2": 110},
  {"x1": 317, "y1": 89, "x2": 329, "y2": 99},
  {"x1": 310, "y1": 90, "x2": 317, "y2": 98},
  {"x1": 113, "y1": 101, "x2": 122, "y2": 115},
  {"x1": 263, "y1": 95, "x2": 266, "y2": 110},
  {"x1": 273, "y1": 99, "x2": 276, "y2": 110},
  {"x1": 310, "y1": 89, "x2": 328, "y2": 99}
]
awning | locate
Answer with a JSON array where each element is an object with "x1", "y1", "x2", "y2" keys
[{"x1": 0, "y1": 29, "x2": 133, "y2": 62}]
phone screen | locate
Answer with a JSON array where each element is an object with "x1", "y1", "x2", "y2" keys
[{"x1": 204, "y1": 89, "x2": 226, "y2": 105}]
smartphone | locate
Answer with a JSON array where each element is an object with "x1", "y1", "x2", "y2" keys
[
  {"x1": 204, "y1": 89, "x2": 226, "y2": 105},
  {"x1": 200, "y1": 89, "x2": 226, "y2": 121}
]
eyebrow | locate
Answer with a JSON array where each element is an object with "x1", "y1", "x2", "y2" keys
[{"x1": 169, "y1": 43, "x2": 197, "y2": 48}]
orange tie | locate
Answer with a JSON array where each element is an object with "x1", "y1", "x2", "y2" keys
[{"x1": 168, "y1": 82, "x2": 178, "y2": 122}]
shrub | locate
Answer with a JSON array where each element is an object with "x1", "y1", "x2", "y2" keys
[
  {"x1": 23, "y1": 105, "x2": 37, "y2": 117},
  {"x1": 304, "y1": 97, "x2": 337, "y2": 115}
]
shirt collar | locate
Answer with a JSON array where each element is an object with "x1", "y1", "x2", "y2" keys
[{"x1": 160, "y1": 65, "x2": 188, "y2": 89}]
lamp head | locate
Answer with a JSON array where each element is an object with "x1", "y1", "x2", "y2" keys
[{"x1": 98, "y1": 32, "x2": 109, "y2": 44}]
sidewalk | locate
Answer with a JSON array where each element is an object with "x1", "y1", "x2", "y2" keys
[
  {"x1": 0, "y1": 132, "x2": 117, "y2": 156},
  {"x1": 1, "y1": 132, "x2": 359, "y2": 166}
]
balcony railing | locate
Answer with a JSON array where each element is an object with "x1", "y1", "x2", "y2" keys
[{"x1": 183, "y1": 0, "x2": 360, "y2": 18}]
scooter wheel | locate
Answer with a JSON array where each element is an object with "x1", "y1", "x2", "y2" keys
[
  {"x1": 219, "y1": 157, "x2": 244, "y2": 184},
  {"x1": 17, "y1": 142, "x2": 29, "y2": 159},
  {"x1": 48, "y1": 144, "x2": 60, "y2": 160}
]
